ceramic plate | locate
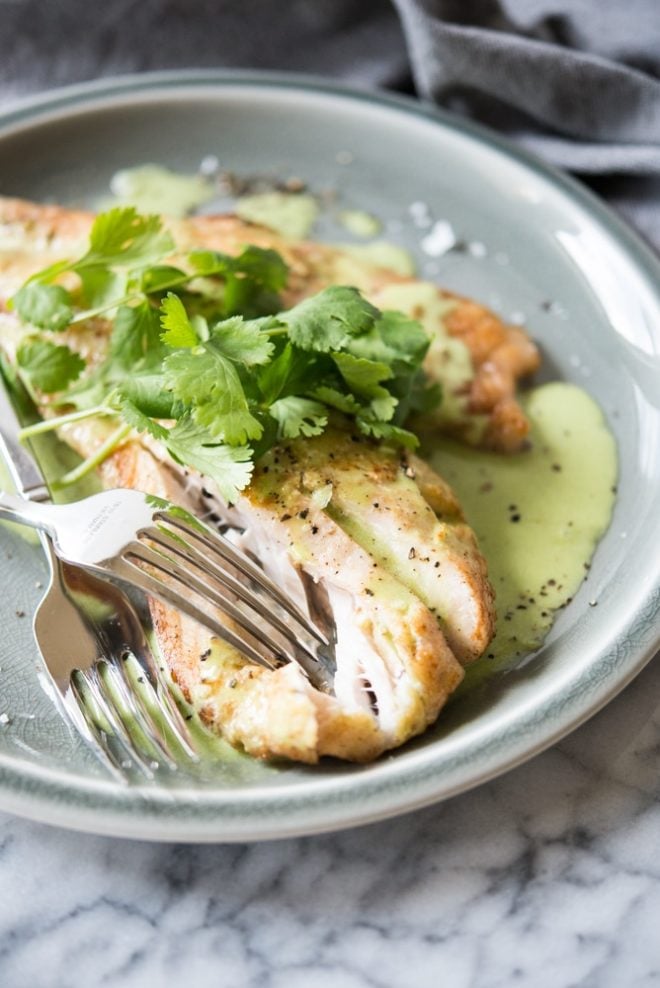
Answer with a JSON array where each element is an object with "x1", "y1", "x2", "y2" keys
[{"x1": 0, "y1": 71, "x2": 659, "y2": 841}]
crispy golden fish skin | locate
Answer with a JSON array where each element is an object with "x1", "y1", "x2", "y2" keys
[
  {"x1": 0, "y1": 195, "x2": 540, "y2": 451},
  {"x1": 0, "y1": 196, "x2": 506, "y2": 763}
]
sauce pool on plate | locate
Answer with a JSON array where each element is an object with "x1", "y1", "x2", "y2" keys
[{"x1": 427, "y1": 381, "x2": 617, "y2": 681}]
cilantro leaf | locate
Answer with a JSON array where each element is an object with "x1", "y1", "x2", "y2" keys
[
  {"x1": 187, "y1": 249, "x2": 234, "y2": 277},
  {"x1": 189, "y1": 246, "x2": 287, "y2": 291},
  {"x1": 410, "y1": 379, "x2": 443, "y2": 414},
  {"x1": 60, "y1": 368, "x2": 109, "y2": 411},
  {"x1": 229, "y1": 246, "x2": 288, "y2": 293},
  {"x1": 162, "y1": 345, "x2": 223, "y2": 404},
  {"x1": 77, "y1": 265, "x2": 127, "y2": 309},
  {"x1": 111, "y1": 302, "x2": 164, "y2": 369},
  {"x1": 141, "y1": 265, "x2": 188, "y2": 294},
  {"x1": 166, "y1": 417, "x2": 254, "y2": 504},
  {"x1": 164, "y1": 341, "x2": 263, "y2": 444},
  {"x1": 115, "y1": 374, "x2": 177, "y2": 419},
  {"x1": 160, "y1": 293, "x2": 199, "y2": 348},
  {"x1": 331, "y1": 352, "x2": 392, "y2": 395},
  {"x1": 79, "y1": 207, "x2": 174, "y2": 269},
  {"x1": 279, "y1": 286, "x2": 379, "y2": 352},
  {"x1": 210, "y1": 316, "x2": 274, "y2": 367},
  {"x1": 346, "y1": 310, "x2": 431, "y2": 371},
  {"x1": 371, "y1": 395, "x2": 397, "y2": 421},
  {"x1": 269, "y1": 397, "x2": 328, "y2": 439},
  {"x1": 257, "y1": 342, "x2": 323, "y2": 405},
  {"x1": 331, "y1": 352, "x2": 397, "y2": 422},
  {"x1": 17, "y1": 338, "x2": 85, "y2": 393},
  {"x1": 189, "y1": 246, "x2": 288, "y2": 317},
  {"x1": 357, "y1": 416, "x2": 419, "y2": 449},
  {"x1": 311, "y1": 385, "x2": 362, "y2": 416},
  {"x1": 11, "y1": 283, "x2": 73, "y2": 332},
  {"x1": 256, "y1": 341, "x2": 294, "y2": 404},
  {"x1": 61, "y1": 305, "x2": 166, "y2": 411},
  {"x1": 194, "y1": 399, "x2": 263, "y2": 446},
  {"x1": 117, "y1": 395, "x2": 169, "y2": 441},
  {"x1": 395, "y1": 373, "x2": 443, "y2": 423}
]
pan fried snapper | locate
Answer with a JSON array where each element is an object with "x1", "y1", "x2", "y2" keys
[{"x1": 0, "y1": 195, "x2": 541, "y2": 762}]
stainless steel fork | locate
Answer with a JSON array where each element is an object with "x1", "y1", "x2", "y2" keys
[
  {"x1": 0, "y1": 451, "x2": 335, "y2": 694},
  {"x1": 0, "y1": 489, "x2": 333, "y2": 691},
  {"x1": 0, "y1": 380, "x2": 202, "y2": 779}
]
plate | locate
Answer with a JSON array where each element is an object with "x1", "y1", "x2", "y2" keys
[{"x1": 0, "y1": 71, "x2": 659, "y2": 842}]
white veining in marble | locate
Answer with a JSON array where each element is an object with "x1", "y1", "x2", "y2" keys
[{"x1": 1, "y1": 655, "x2": 660, "y2": 988}]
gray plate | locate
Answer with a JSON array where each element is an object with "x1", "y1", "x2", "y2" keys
[{"x1": 0, "y1": 71, "x2": 659, "y2": 842}]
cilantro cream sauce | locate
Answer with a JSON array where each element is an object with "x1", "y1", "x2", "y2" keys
[
  {"x1": 105, "y1": 165, "x2": 216, "y2": 217},
  {"x1": 338, "y1": 209, "x2": 382, "y2": 238},
  {"x1": 425, "y1": 381, "x2": 617, "y2": 681},
  {"x1": 235, "y1": 192, "x2": 319, "y2": 239}
]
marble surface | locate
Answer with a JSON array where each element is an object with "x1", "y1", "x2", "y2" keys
[{"x1": 0, "y1": 651, "x2": 658, "y2": 987}]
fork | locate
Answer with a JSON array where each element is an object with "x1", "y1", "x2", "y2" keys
[
  {"x1": 36, "y1": 545, "x2": 203, "y2": 780},
  {"x1": 0, "y1": 470, "x2": 336, "y2": 694},
  {"x1": 0, "y1": 379, "x2": 203, "y2": 779}
]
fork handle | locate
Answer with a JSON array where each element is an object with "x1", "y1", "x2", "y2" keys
[
  {"x1": 0, "y1": 489, "x2": 57, "y2": 534},
  {"x1": 0, "y1": 377, "x2": 49, "y2": 500}
]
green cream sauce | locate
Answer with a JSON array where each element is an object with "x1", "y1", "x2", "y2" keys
[
  {"x1": 331, "y1": 241, "x2": 416, "y2": 277},
  {"x1": 426, "y1": 381, "x2": 617, "y2": 682},
  {"x1": 235, "y1": 192, "x2": 319, "y2": 239},
  {"x1": 105, "y1": 165, "x2": 216, "y2": 218},
  {"x1": 338, "y1": 209, "x2": 382, "y2": 238}
]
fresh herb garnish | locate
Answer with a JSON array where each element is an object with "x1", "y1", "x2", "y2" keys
[
  {"x1": 16, "y1": 338, "x2": 85, "y2": 392},
  {"x1": 12, "y1": 206, "x2": 441, "y2": 502}
]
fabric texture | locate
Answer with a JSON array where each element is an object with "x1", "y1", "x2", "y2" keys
[
  {"x1": 1, "y1": 0, "x2": 659, "y2": 247},
  {"x1": 0, "y1": 0, "x2": 411, "y2": 102},
  {"x1": 393, "y1": 0, "x2": 660, "y2": 174}
]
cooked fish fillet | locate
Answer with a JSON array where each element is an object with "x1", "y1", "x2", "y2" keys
[
  {"x1": 89, "y1": 429, "x2": 480, "y2": 763},
  {"x1": 0, "y1": 195, "x2": 504, "y2": 763},
  {"x1": 0, "y1": 196, "x2": 540, "y2": 451}
]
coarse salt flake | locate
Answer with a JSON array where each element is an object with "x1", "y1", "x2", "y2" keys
[{"x1": 420, "y1": 220, "x2": 456, "y2": 257}]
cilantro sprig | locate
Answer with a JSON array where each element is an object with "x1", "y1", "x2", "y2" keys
[{"x1": 12, "y1": 206, "x2": 440, "y2": 502}]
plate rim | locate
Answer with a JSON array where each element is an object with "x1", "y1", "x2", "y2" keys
[{"x1": 1, "y1": 68, "x2": 659, "y2": 842}]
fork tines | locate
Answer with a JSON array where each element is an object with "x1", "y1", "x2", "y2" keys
[
  {"x1": 68, "y1": 650, "x2": 200, "y2": 780},
  {"x1": 115, "y1": 507, "x2": 335, "y2": 693}
]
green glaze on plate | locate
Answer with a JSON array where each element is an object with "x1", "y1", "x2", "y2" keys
[{"x1": 0, "y1": 72, "x2": 658, "y2": 842}]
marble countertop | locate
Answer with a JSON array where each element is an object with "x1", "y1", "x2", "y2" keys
[{"x1": 1, "y1": 651, "x2": 659, "y2": 987}]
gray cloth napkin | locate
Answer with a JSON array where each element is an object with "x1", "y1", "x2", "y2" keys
[
  {"x1": 0, "y1": 0, "x2": 409, "y2": 103},
  {"x1": 1, "y1": 0, "x2": 660, "y2": 247},
  {"x1": 392, "y1": 0, "x2": 660, "y2": 248},
  {"x1": 394, "y1": 0, "x2": 660, "y2": 176}
]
